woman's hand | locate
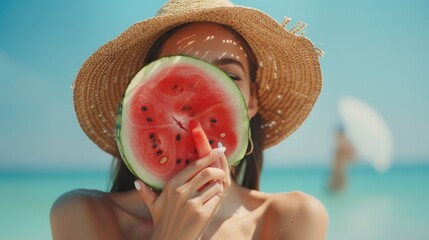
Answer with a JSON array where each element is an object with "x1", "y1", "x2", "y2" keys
[{"x1": 135, "y1": 145, "x2": 231, "y2": 240}]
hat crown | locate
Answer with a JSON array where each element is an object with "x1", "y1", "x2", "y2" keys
[{"x1": 157, "y1": 0, "x2": 234, "y2": 16}]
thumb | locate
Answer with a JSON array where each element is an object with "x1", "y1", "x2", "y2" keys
[{"x1": 134, "y1": 180, "x2": 157, "y2": 210}]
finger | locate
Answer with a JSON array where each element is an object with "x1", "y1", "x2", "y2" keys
[
  {"x1": 217, "y1": 142, "x2": 231, "y2": 188},
  {"x1": 187, "y1": 167, "x2": 226, "y2": 191},
  {"x1": 203, "y1": 192, "x2": 222, "y2": 210},
  {"x1": 221, "y1": 156, "x2": 231, "y2": 187},
  {"x1": 134, "y1": 180, "x2": 158, "y2": 211},
  {"x1": 172, "y1": 150, "x2": 219, "y2": 187},
  {"x1": 197, "y1": 181, "x2": 223, "y2": 205}
]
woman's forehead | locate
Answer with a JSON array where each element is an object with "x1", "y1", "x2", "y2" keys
[{"x1": 157, "y1": 22, "x2": 250, "y2": 63}]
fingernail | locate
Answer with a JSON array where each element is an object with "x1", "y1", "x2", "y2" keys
[
  {"x1": 134, "y1": 180, "x2": 141, "y2": 191},
  {"x1": 217, "y1": 142, "x2": 226, "y2": 155}
]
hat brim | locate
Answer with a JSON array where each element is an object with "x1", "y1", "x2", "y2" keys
[{"x1": 73, "y1": 6, "x2": 322, "y2": 156}]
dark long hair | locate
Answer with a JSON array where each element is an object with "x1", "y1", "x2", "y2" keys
[{"x1": 110, "y1": 23, "x2": 264, "y2": 192}]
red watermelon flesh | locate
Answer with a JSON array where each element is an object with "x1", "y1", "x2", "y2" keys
[{"x1": 116, "y1": 56, "x2": 249, "y2": 190}]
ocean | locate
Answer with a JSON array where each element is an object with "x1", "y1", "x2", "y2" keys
[{"x1": 1, "y1": 165, "x2": 428, "y2": 240}]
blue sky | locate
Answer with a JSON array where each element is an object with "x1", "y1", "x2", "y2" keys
[{"x1": 0, "y1": 0, "x2": 428, "y2": 171}]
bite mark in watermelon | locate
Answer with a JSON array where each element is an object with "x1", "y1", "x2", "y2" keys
[{"x1": 116, "y1": 56, "x2": 249, "y2": 190}]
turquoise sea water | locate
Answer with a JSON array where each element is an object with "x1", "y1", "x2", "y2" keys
[{"x1": 1, "y1": 165, "x2": 428, "y2": 240}]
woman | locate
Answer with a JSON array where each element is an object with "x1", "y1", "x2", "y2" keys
[{"x1": 51, "y1": 1, "x2": 328, "y2": 239}]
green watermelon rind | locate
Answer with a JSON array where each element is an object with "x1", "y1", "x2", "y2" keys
[{"x1": 116, "y1": 55, "x2": 249, "y2": 190}]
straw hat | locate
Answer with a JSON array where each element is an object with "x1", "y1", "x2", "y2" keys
[{"x1": 73, "y1": 0, "x2": 323, "y2": 156}]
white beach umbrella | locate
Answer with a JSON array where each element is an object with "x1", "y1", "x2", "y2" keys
[{"x1": 339, "y1": 96, "x2": 394, "y2": 173}]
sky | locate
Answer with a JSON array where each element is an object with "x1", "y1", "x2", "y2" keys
[{"x1": 0, "y1": 0, "x2": 428, "y2": 171}]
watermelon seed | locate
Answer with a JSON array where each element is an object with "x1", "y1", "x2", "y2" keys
[
  {"x1": 211, "y1": 119, "x2": 217, "y2": 123},
  {"x1": 156, "y1": 150, "x2": 163, "y2": 156},
  {"x1": 176, "y1": 134, "x2": 181, "y2": 141},
  {"x1": 152, "y1": 143, "x2": 157, "y2": 149},
  {"x1": 160, "y1": 157, "x2": 168, "y2": 164},
  {"x1": 141, "y1": 106, "x2": 148, "y2": 111},
  {"x1": 209, "y1": 140, "x2": 214, "y2": 145},
  {"x1": 220, "y1": 133, "x2": 226, "y2": 138},
  {"x1": 149, "y1": 133, "x2": 155, "y2": 139},
  {"x1": 180, "y1": 105, "x2": 192, "y2": 111},
  {"x1": 176, "y1": 158, "x2": 182, "y2": 164},
  {"x1": 147, "y1": 117, "x2": 153, "y2": 122},
  {"x1": 185, "y1": 159, "x2": 190, "y2": 165},
  {"x1": 194, "y1": 148, "x2": 197, "y2": 154}
]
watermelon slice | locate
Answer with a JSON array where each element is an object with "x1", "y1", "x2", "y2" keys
[{"x1": 116, "y1": 56, "x2": 249, "y2": 190}]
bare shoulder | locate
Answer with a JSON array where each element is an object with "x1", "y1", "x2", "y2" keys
[
  {"x1": 268, "y1": 191, "x2": 328, "y2": 221},
  {"x1": 260, "y1": 191, "x2": 329, "y2": 240},
  {"x1": 50, "y1": 189, "x2": 113, "y2": 219},
  {"x1": 50, "y1": 189, "x2": 121, "y2": 239}
]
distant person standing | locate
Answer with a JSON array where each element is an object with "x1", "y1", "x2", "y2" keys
[{"x1": 329, "y1": 127, "x2": 356, "y2": 192}]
